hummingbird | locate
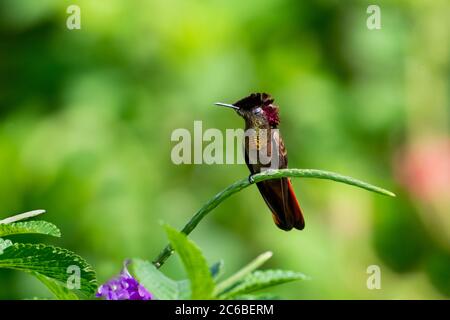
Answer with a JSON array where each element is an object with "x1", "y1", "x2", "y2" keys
[{"x1": 215, "y1": 93, "x2": 305, "y2": 231}]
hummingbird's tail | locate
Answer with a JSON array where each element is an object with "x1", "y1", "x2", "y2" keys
[{"x1": 256, "y1": 178, "x2": 305, "y2": 231}]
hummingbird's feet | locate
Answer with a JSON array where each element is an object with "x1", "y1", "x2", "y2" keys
[{"x1": 248, "y1": 174, "x2": 255, "y2": 184}]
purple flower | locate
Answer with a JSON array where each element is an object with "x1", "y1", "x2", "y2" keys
[{"x1": 96, "y1": 260, "x2": 153, "y2": 300}]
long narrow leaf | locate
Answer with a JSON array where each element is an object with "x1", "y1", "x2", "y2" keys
[
  {"x1": 164, "y1": 225, "x2": 215, "y2": 299},
  {"x1": 220, "y1": 270, "x2": 308, "y2": 299},
  {"x1": 214, "y1": 251, "x2": 272, "y2": 296},
  {"x1": 154, "y1": 168, "x2": 395, "y2": 267}
]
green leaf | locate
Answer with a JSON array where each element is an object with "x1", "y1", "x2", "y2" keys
[
  {"x1": 0, "y1": 238, "x2": 13, "y2": 254},
  {"x1": 33, "y1": 273, "x2": 80, "y2": 300},
  {"x1": 214, "y1": 251, "x2": 272, "y2": 296},
  {"x1": 0, "y1": 243, "x2": 97, "y2": 297},
  {"x1": 154, "y1": 169, "x2": 395, "y2": 268},
  {"x1": 219, "y1": 269, "x2": 308, "y2": 299},
  {"x1": 131, "y1": 259, "x2": 193, "y2": 300},
  {"x1": 164, "y1": 225, "x2": 215, "y2": 299},
  {"x1": 131, "y1": 259, "x2": 179, "y2": 300},
  {"x1": 0, "y1": 221, "x2": 61, "y2": 237},
  {"x1": 253, "y1": 169, "x2": 396, "y2": 197}
]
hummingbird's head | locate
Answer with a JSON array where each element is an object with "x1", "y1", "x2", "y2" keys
[{"x1": 215, "y1": 93, "x2": 280, "y2": 128}]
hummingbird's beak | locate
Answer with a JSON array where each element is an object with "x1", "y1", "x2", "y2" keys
[{"x1": 214, "y1": 102, "x2": 239, "y2": 110}]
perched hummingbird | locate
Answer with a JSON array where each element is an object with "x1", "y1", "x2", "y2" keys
[{"x1": 215, "y1": 93, "x2": 305, "y2": 231}]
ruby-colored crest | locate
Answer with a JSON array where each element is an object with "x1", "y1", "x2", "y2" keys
[
  {"x1": 233, "y1": 93, "x2": 280, "y2": 127},
  {"x1": 262, "y1": 105, "x2": 280, "y2": 127}
]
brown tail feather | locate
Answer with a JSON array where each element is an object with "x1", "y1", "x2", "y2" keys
[
  {"x1": 286, "y1": 178, "x2": 305, "y2": 230},
  {"x1": 256, "y1": 178, "x2": 305, "y2": 231}
]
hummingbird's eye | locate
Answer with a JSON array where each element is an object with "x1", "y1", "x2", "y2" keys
[{"x1": 254, "y1": 107, "x2": 262, "y2": 115}]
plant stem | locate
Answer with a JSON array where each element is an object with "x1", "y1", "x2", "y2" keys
[{"x1": 152, "y1": 168, "x2": 395, "y2": 268}]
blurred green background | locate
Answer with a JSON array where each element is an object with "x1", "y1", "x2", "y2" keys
[{"x1": 0, "y1": 0, "x2": 449, "y2": 299}]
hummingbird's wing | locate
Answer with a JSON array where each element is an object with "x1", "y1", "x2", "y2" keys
[{"x1": 245, "y1": 130, "x2": 305, "y2": 231}]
